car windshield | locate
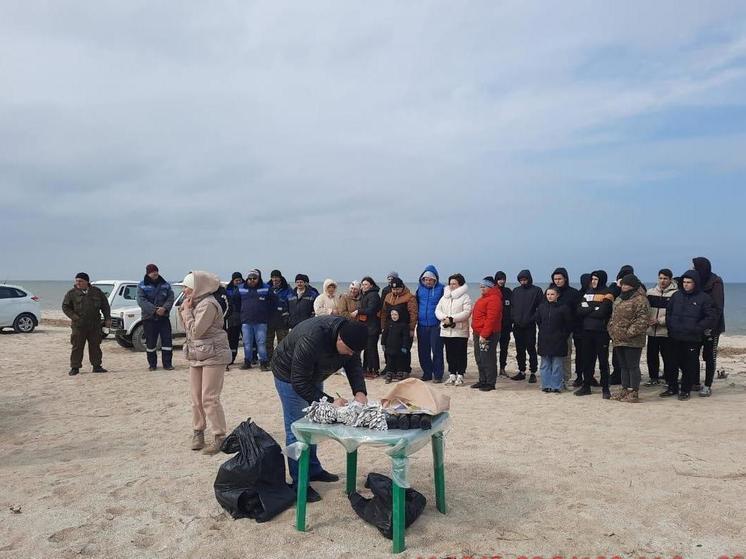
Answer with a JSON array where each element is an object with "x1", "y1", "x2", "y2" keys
[{"x1": 96, "y1": 283, "x2": 115, "y2": 298}]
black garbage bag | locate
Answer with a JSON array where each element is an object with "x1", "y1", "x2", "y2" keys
[
  {"x1": 214, "y1": 418, "x2": 296, "y2": 523},
  {"x1": 348, "y1": 472, "x2": 427, "y2": 539}
]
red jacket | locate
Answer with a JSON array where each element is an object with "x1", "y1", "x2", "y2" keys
[{"x1": 471, "y1": 287, "x2": 503, "y2": 338}]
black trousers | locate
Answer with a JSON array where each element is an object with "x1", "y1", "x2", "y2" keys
[
  {"x1": 143, "y1": 318, "x2": 173, "y2": 368},
  {"x1": 443, "y1": 337, "x2": 468, "y2": 375},
  {"x1": 671, "y1": 339, "x2": 702, "y2": 393},
  {"x1": 573, "y1": 333, "x2": 584, "y2": 378},
  {"x1": 610, "y1": 347, "x2": 621, "y2": 385},
  {"x1": 498, "y1": 327, "x2": 511, "y2": 369},
  {"x1": 701, "y1": 334, "x2": 720, "y2": 387},
  {"x1": 646, "y1": 336, "x2": 675, "y2": 383},
  {"x1": 474, "y1": 332, "x2": 499, "y2": 387},
  {"x1": 582, "y1": 330, "x2": 610, "y2": 389},
  {"x1": 364, "y1": 331, "x2": 380, "y2": 372},
  {"x1": 267, "y1": 323, "x2": 289, "y2": 361},
  {"x1": 226, "y1": 323, "x2": 242, "y2": 364},
  {"x1": 513, "y1": 324, "x2": 538, "y2": 373},
  {"x1": 70, "y1": 323, "x2": 103, "y2": 368},
  {"x1": 385, "y1": 349, "x2": 410, "y2": 373}
]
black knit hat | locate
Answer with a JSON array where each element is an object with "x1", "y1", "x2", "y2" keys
[
  {"x1": 390, "y1": 277, "x2": 404, "y2": 289},
  {"x1": 75, "y1": 272, "x2": 90, "y2": 282},
  {"x1": 231, "y1": 272, "x2": 243, "y2": 281},
  {"x1": 270, "y1": 269, "x2": 282, "y2": 278},
  {"x1": 621, "y1": 273, "x2": 641, "y2": 290},
  {"x1": 295, "y1": 274, "x2": 309, "y2": 283},
  {"x1": 339, "y1": 320, "x2": 368, "y2": 352}
]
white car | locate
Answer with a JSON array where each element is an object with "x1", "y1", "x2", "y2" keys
[
  {"x1": 92, "y1": 280, "x2": 140, "y2": 310},
  {"x1": 0, "y1": 284, "x2": 41, "y2": 333},
  {"x1": 112, "y1": 283, "x2": 187, "y2": 352}
]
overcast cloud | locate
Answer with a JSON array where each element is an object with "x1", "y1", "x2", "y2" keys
[{"x1": 1, "y1": 1, "x2": 745, "y2": 283}]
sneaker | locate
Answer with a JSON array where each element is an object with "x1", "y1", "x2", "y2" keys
[
  {"x1": 678, "y1": 392, "x2": 690, "y2": 401},
  {"x1": 92, "y1": 366, "x2": 108, "y2": 373},
  {"x1": 163, "y1": 365, "x2": 174, "y2": 371},
  {"x1": 625, "y1": 389, "x2": 640, "y2": 403},
  {"x1": 499, "y1": 368, "x2": 508, "y2": 377},
  {"x1": 699, "y1": 386, "x2": 712, "y2": 397},
  {"x1": 68, "y1": 367, "x2": 79, "y2": 376},
  {"x1": 571, "y1": 377, "x2": 583, "y2": 388},
  {"x1": 202, "y1": 435, "x2": 226, "y2": 455},
  {"x1": 470, "y1": 382, "x2": 483, "y2": 389},
  {"x1": 455, "y1": 374, "x2": 464, "y2": 386},
  {"x1": 528, "y1": 373, "x2": 537, "y2": 384},
  {"x1": 444, "y1": 374, "x2": 456, "y2": 386},
  {"x1": 259, "y1": 361, "x2": 270, "y2": 372},
  {"x1": 148, "y1": 366, "x2": 157, "y2": 372},
  {"x1": 589, "y1": 377, "x2": 600, "y2": 387},
  {"x1": 609, "y1": 388, "x2": 628, "y2": 401},
  {"x1": 659, "y1": 388, "x2": 678, "y2": 398},
  {"x1": 310, "y1": 470, "x2": 339, "y2": 483},
  {"x1": 190, "y1": 430, "x2": 205, "y2": 451},
  {"x1": 479, "y1": 385, "x2": 495, "y2": 392},
  {"x1": 602, "y1": 389, "x2": 611, "y2": 400},
  {"x1": 432, "y1": 378, "x2": 443, "y2": 384},
  {"x1": 239, "y1": 362, "x2": 252, "y2": 370},
  {"x1": 510, "y1": 372, "x2": 526, "y2": 381},
  {"x1": 644, "y1": 379, "x2": 661, "y2": 386},
  {"x1": 692, "y1": 384, "x2": 702, "y2": 392},
  {"x1": 574, "y1": 385, "x2": 591, "y2": 396}
]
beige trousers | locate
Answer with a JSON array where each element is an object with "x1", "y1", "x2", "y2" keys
[{"x1": 189, "y1": 365, "x2": 226, "y2": 435}]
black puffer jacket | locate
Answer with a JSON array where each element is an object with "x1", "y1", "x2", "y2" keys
[
  {"x1": 358, "y1": 286, "x2": 382, "y2": 333},
  {"x1": 535, "y1": 301, "x2": 573, "y2": 356},
  {"x1": 271, "y1": 316, "x2": 367, "y2": 404},
  {"x1": 693, "y1": 257, "x2": 725, "y2": 334},
  {"x1": 577, "y1": 270, "x2": 614, "y2": 332},
  {"x1": 666, "y1": 270, "x2": 719, "y2": 343},
  {"x1": 511, "y1": 270, "x2": 544, "y2": 327},
  {"x1": 287, "y1": 285, "x2": 319, "y2": 328}
]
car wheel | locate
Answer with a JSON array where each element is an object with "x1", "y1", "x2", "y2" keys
[
  {"x1": 115, "y1": 333, "x2": 134, "y2": 348},
  {"x1": 131, "y1": 324, "x2": 162, "y2": 352},
  {"x1": 13, "y1": 313, "x2": 36, "y2": 333}
]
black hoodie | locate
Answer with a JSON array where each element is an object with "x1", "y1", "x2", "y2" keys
[
  {"x1": 577, "y1": 270, "x2": 614, "y2": 332},
  {"x1": 693, "y1": 257, "x2": 725, "y2": 334},
  {"x1": 666, "y1": 270, "x2": 718, "y2": 342},
  {"x1": 494, "y1": 271, "x2": 513, "y2": 330},
  {"x1": 551, "y1": 267, "x2": 581, "y2": 330},
  {"x1": 511, "y1": 269, "x2": 544, "y2": 327}
]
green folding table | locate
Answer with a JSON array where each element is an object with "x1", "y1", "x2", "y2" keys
[{"x1": 290, "y1": 412, "x2": 450, "y2": 554}]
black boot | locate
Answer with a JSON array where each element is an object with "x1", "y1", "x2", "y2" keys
[
  {"x1": 572, "y1": 376, "x2": 583, "y2": 387},
  {"x1": 574, "y1": 385, "x2": 592, "y2": 396},
  {"x1": 69, "y1": 367, "x2": 79, "y2": 376},
  {"x1": 510, "y1": 372, "x2": 526, "y2": 381},
  {"x1": 92, "y1": 366, "x2": 108, "y2": 373},
  {"x1": 259, "y1": 361, "x2": 270, "y2": 372}
]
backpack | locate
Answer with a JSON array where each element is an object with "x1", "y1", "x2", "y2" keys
[{"x1": 212, "y1": 285, "x2": 232, "y2": 321}]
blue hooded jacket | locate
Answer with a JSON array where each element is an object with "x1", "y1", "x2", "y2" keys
[{"x1": 416, "y1": 264, "x2": 445, "y2": 327}]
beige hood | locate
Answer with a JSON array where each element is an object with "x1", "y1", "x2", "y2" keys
[{"x1": 189, "y1": 271, "x2": 221, "y2": 300}]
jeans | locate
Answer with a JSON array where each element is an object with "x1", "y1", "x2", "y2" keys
[
  {"x1": 274, "y1": 377, "x2": 324, "y2": 484},
  {"x1": 616, "y1": 346, "x2": 643, "y2": 390},
  {"x1": 513, "y1": 324, "x2": 538, "y2": 373},
  {"x1": 241, "y1": 323, "x2": 268, "y2": 364},
  {"x1": 473, "y1": 332, "x2": 498, "y2": 387},
  {"x1": 417, "y1": 325, "x2": 444, "y2": 380},
  {"x1": 143, "y1": 318, "x2": 173, "y2": 368},
  {"x1": 540, "y1": 355, "x2": 564, "y2": 390}
]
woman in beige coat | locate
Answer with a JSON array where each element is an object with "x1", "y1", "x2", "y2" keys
[
  {"x1": 313, "y1": 278, "x2": 341, "y2": 316},
  {"x1": 180, "y1": 271, "x2": 233, "y2": 455}
]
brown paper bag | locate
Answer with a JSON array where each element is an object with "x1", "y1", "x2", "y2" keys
[{"x1": 380, "y1": 378, "x2": 450, "y2": 415}]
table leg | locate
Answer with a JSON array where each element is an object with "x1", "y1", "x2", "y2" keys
[
  {"x1": 392, "y1": 479, "x2": 406, "y2": 553},
  {"x1": 295, "y1": 445, "x2": 310, "y2": 531},
  {"x1": 432, "y1": 432, "x2": 447, "y2": 514},
  {"x1": 346, "y1": 450, "x2": 358, "y2": 495}
]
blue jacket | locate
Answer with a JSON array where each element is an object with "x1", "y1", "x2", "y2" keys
[
  {"x1": 136, "y1": 275, "x2": 175, "y2": 321},
  {"x1": 416, "y1": 265, "x2": 444, "y2": 327},
  {"x1": 269, "y1": 283, "x2": 292, "y2": 328},
  {"x1": 239, "y1": 281, "x2": 272, "y2": 324}
]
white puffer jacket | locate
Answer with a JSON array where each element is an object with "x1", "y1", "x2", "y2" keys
[
  {"x1": 313, "y1": 278, "x2": 341, "y2": 316},
  {"x1": 434, "y1": 284, "x2": 472, "y2": 338}
]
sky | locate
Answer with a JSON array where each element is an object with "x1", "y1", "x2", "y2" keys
[{"x1": 1, "y1": 1, "x2": 745, "y2": 284}]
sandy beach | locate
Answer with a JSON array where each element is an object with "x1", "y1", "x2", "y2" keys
[{"x1": 1, "y1": 316, "x2": 745, "y2": 559}]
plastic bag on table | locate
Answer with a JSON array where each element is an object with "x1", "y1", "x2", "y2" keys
[
  {"x1": 348, "y1": 472, "x2": 426, "y2": 539},
  {"x1": 213, "y1": 418, "x2": 296, "y2": 523}
]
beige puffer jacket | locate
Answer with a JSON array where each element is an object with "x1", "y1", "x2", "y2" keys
[
  {"x1": 180, "y1": 271, "x2": 232, "y2": 366},
  {"x1": 313, "y1": 278, "x2": 341, "y2": 316}
]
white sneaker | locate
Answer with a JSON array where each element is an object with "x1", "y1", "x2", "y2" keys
[
  {"x1": 455, "y1": 374, "x2": 464, "y2": 386},
  {"x1": 699, "y1": 386, "x2": 712, "y2": 397},
  {"x1": 444, "y1": 374, "x2": 456, "y2": 385}
]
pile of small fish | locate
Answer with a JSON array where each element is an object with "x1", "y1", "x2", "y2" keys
[{"x1": 303, "y1": 399, "x2": 388, "y2": 431}]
